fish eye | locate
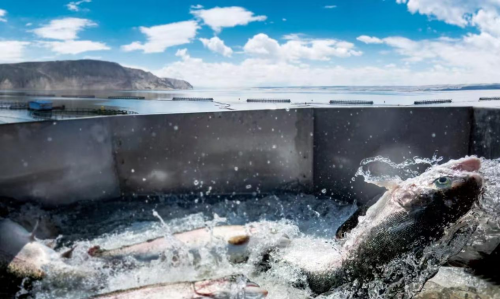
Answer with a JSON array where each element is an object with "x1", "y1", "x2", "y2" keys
[{"x1": 434, "y1": 177, "x2": 452, "y2": 188}]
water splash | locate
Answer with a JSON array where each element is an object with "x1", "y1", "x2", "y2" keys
[{"x1": 354, "y1": 153, "x2": 443, "y2": 185}]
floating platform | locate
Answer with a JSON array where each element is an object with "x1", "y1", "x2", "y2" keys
[
  {"x1": 28, "y1": 100, "x2": 53, "y2": 111},
  {"x1": 414, "y1": 99, "x2": 452, "y2": 105},
  {"x1": 329, "y1": 100, "x2": 373, "y2": 105},
  {"x1": 247, "y1": 99, "x2": 291, "y2": 103},
  {"x1": 108, "y1": 96, "x2": 146, "y2": 100},
  {"x1": 25, "y1": 94, "x2": 57, "y2": 97},
  {"x1": 61, "y1": 95, "x2": 96, "y2": 98},
  {"x1": 172, "y1": 97, "x2": 214, "y2": 102},
  {"x1": 0, "y1": 92, "x2": 27, "y2": 96}
]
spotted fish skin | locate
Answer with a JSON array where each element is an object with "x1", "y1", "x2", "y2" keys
[
  {"x1": 341, "y1": 157, "x2": 483, "y2": 278},
  {"x1": 92, "y1": 275, "x2": 268, "y2": 299},
  {"x1": 283, "y1": 157, "x2": 484, "y2": 294},
  {"x1": 89, "y1": 223, "x2": 291, "y2": 264}
]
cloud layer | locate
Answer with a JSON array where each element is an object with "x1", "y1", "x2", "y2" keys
[
  {"x1": 122, "y1": 21, "x2": 199, "y2": 53},
  {"x1": 0, "y1": 9, "x2": 7, "y2": 22},
  {"x1": 40, "y1": 40, "x2": 110, "y2": 54},
  {"x1": 33, "y1": 18, "x2": 96, "y2": 40},
  {"x1": 244, "y1": 34, "x2": 362, "y2": 61},
  {"x1": 191, "y1": 6, "x2": 266, "y2": 33},
  {"x1": 200, "y1": 37, "x2": 233, "y2": 57},
  {"x1": 66, "y1": 0, "x2": 91, "y2": 12},
  {"x1": 0, "y1": 41, "x2": 30, "y2": 62}
]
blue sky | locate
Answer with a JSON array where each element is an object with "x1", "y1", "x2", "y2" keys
[{"x1": 0, "y1": 0, "x2": 498, "y2": 87}]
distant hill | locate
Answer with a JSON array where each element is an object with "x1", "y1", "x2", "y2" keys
[{"x1": 0, "y1": 60, "x2": 193, "y2": 90}]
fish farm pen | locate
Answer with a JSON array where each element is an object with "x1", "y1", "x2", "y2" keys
[
  {"x1": 247, "y1": 99, "x2": 291, "y2": 103},
  {"x1": 172, "y1": 97, "x2": 214, "y2": 101},
  {"x1": 0, "y1": 106, "x2": 499, "y2": 299},
  {"x1": 414, "y1": 99, "x2": 453, "y2": 105},
  {"x1": 329, "y1": 100, "x2": 374, "y2": 105},
  {"x1": 0, "y1": 100, "x2": 137, "y2": 120}
]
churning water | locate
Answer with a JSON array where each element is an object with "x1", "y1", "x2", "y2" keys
[{"x1": 9, "y1": 157, "x2": 500, "y2": 299}]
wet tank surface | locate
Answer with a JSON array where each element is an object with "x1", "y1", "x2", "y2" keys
[
  {"x1": 1, "y1": 156, "x2": 499, "y2": 299},
  {"x1": 0, "y1": 107, "x2": 499, "y2": 298}
]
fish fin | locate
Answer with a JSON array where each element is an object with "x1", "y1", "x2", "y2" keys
[
  {"x1": 336, "y1": 194, "x2": 382, "y2": 239},
  {"x1": 61, "y1": 246, "x2": 76, "y2": 259},
  {"x1": 336, "y1": 208, "x2": 362, "y2": 239},
  {"x1": 30, "y1": 217, "x2": 41, "y2": 242}
]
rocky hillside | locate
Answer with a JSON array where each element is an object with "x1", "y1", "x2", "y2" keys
[{"x1": 0, "y1": 60, "x2": 192, "y2": 90}]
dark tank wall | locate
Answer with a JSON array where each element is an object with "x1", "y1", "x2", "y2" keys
[
  {"x1": 110, "y1": 109, "x2": 314, "y2": 196},
  {"x1": 0, "y1": 118, "x2": 120, "y2": 206},
  {"x1": 470, "y1": 108, "x2": 500, "y2": 159},
  {"x1": 0, "y1": 106, "x2": 494, "y2": 206},
  {"x1": 313, "y1": 107, "x2": 473, "y2": 204},
  {"x1": 0, "y1": 109, "x2": 314, "y2": 206}
]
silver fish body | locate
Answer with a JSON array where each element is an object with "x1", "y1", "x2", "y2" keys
[
  {"x1": 93, "y1": 275, "x2": 268, "y2": 299},
  {"x1": 89, "y1": 223, "x2": 291, "y2": 264},
  {"x1": 282, "y1": 157, "x2": 484, "y2": 294}
]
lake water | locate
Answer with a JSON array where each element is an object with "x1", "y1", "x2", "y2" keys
[{"x1": 1, "y1": 87, "x2": 500, "y2": 124}]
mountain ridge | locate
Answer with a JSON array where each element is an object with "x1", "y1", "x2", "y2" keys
[{"x1": 0, "y1": 60, "x2": 193, "y2": 90}]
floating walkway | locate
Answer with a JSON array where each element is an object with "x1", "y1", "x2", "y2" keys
[
  {"x1": 108, "y1": 96, "x2": 146, "y2": 100},
  {"x1": 61, "y1": 95, "x2": 96, "y2": 98},
  {"x1": 172, "y1": 97, "x2": 214, "y2": 102},
  {"x1": 414, "y1": 99, "x2": 453, "y2": 105},
  {"x1": 25, "y1": 94, "x2": 57, "y2": 97},
  {"x1": 329, "y1": 100, "x2": 374, "y2": 105},
  {"x1": 247, "y1": 99, "x2": 291, "y2": 103}
]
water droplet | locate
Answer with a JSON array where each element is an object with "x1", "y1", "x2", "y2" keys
[
  {"x1": 246, "y1": 184, "x2": 252, "y2": 189},
  {"x1": 131, "y1": 169, "x2": 135, "y2": 173},
  {"x1": 142, "y1": 178, "x2": 146, "y2": 181},
  {"x1": 173, "y1": 126, "x2": 179, "y2": 130},
  {"x1": 272, "y1": 145, "x2": 277, "y2": 149},
  {"x1": 193, "y1": 180, "x2": 199, "y2": 186},
  {"x1": 432, "y1": 133, "x2": 436, "y2": 138},
  {"x1": 321, "y1": 188, "x2": 327, "y2": 194},
  {"x1": 234, "y1": 167, "x2": 239, "y2": 171}
]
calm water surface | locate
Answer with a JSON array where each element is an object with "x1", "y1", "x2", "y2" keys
[{"x1": 1, "y1": 87, "x2": 500, "y2": 124}]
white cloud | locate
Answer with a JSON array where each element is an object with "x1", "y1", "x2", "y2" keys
[
  {"x1": 190, "y1": 4, "x2": 203, "y2": 9},
  {"x1": 243, "y1": 33, "x2": 362, "y2": 62},
  {"x1": 0, "y1": 9, "x2": 7, "y2": 22},
  {"x1": 26, "y1": 23, "x2": 33, "y2": 27},
  {"x1": 122, "y1": 21, "x2": 199, "y2": 53},
  {"x1": 472, "y1": 9, "x2": 500, "y2": 37},
  {"x1": 324, "y1": 5, "x2": 337, "y2": 9},
  {"x1": 0, "y1": 41, "x2": 30, "y2": 62},
  {"x1": 283, "y1": 18, "x2": 287, "y2": 22},
  {"x1": 382, "y1": 34, "x2": 500, "y2": 71},
  {"x1": 200, "y1": 36, "x2": 233, "y2": 57},
  {"x1": 40, "y1": 40, "x2": 110, "y2": 54},
  {"x1": 66, "y1": 0, "x2": 91, "y2": 12},
  {"x1": 154, "y1": 49, "x2": 498, "y2": 87},
  {"x1": 395, "y1": 0, "x2": 500, "y2": 28},
  {"x1": 357, "y1": 35, "x2": 384, "y2": 44},
  {"x1": 33, "y1": 18, "x2": 96, "y2": 40},
  {"x1": 191, "y1": 6, "x2": 267, "y2": 33}
]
